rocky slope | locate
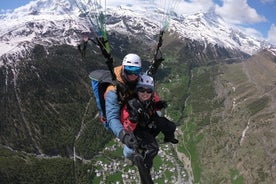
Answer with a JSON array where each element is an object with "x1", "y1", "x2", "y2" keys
[{"x1": 178, "y1": 48, "x2": 276, "y2": 183}]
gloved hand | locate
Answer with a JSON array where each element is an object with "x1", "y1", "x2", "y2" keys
[
  {"x1": 127, "y1": 99, "x2": 143, "y2": 123},
  {"x1": 127, "y1": 99, "x2": 151, "y2": 127},
  {"x1": 155, "y1": 100, "x2": 168, "y2": 109},
  {"x1": 119, "y1": 129, "x2": 138, "y2": 150},
  {"x1": 124, "y1": 134, "x2": 139, "y2": 150}
]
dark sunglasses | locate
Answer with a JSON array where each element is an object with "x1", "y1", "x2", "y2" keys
[{"x1": 137, "y1": 87, "x2": 153, "y2": 94}]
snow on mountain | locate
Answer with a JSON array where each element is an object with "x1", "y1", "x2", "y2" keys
[
  {"x1": 0, "y1": 0, "x2": 273, "y2": 67},
  {"x1": 174, "y1": 12, "x2": 274, "y2": 55},
  {"x1": 0, "y1": 0, "x2": 88, "y2": 66},
  {"x1": 268, "y1": 48, "x2": 276, "y2": 57}
]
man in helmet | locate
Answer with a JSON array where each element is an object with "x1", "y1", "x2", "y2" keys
[{"x1": 104, "y1": 53, "x2": 142, "y2": 150}]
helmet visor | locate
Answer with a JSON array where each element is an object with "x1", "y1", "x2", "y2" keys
[{"x1": 124, "y1": 66, "x2": 141, "y2": 75}]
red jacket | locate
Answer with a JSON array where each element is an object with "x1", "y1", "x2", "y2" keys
[{"x1": 120, "y1": 93, "x2": 160, "y2": 132}]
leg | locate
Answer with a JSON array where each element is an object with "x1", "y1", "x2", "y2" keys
[
  {"x1": 132, "y1": 153, "x2": 154, "y2": 184},
  {"x1": 154, "y1": 116, "x2": 178, "y2": 144},
  {"x1": 141, "y1": 139, "x2": 159, "y2": 169},
  {"x1": 135, "y1": 128, "x2": 159, "y2": 169},
  {"x1": 133, "y1": 129, "x2": 157, "y2": 184}
]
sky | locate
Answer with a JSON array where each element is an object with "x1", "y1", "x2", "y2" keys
[{"x1": 0, "y1": 0, "x2": 275, "y2": 45}]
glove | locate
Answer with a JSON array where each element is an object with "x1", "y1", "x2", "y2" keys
[
  {"x1": 155, "y1": 100, "x2": 168, "y2": 109},
  {"x1": 127, "y1": 99, "x2": 151, "y2": 127},
  {"x1": 119, "y1": 130, "x2": 138, "y2": 150},
  {"x1": 127, "y1": 99, "x2": 143, "y2": 123},
  {"x1": 124, "y1": 134, "x2": 139, "y2": 150}
]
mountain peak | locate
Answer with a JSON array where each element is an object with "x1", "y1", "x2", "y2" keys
[
  {"x1": 3, "y1": 0, "x2": 77, "y2": 18},
  {"x1": 0, "y1": 0, "x2": 274, "y2": 66}
]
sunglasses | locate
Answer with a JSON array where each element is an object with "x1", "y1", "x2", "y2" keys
[
  {"x1": 124, "y1": 66, "x2": 141, "y2": 76},
  {"x1": 137, "y1": 87, "x2": 153, "y2": 94}
]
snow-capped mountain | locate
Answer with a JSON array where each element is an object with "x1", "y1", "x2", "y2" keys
[
  {"x1": 0, "y1": 0, "x2": 273, "y2": 67},
  {"x1": 1, "y1": 1, "x2": 276, "y2": 183},
  {"x1": 0, "y1": 0, "x2": 87, "y2": 66}
]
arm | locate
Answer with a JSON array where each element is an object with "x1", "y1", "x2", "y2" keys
[
  {"x1": 106, "y1": 90, "x2": 138, "y2": 149},
  {"x1": 127, "y1": 98, "x2": 151, "y2": 128},
  {"x1": 154, "y1": 93, "x2": 167, "y2": 110},
  {"x1": 121, "y1": 105, "x2": 138, "y2": 132},
  {"x1": 105, "y1": 90, "x2": 124, "y2": 137}
]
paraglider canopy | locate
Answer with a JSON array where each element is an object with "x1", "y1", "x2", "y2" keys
[{"x1": 73, "y1": 0, "x2": 180, "y2": 78}]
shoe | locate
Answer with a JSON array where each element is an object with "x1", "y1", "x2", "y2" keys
[{"x1": 164, "y1": 137, "x2": 179, "y2": 144}]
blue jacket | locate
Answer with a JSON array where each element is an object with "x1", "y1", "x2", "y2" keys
[
  {"x1": 104, "y1": 66, "x2": 126, "y2": 137},
  {"x1": 104, "y1": 66, "x2": 138, "y2": 137},
  {"x1": 105, "y1": 90, "x2": 123, "y2": 137}
]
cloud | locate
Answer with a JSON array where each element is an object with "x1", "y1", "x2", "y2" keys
[
  {"x1": 260, "y1": 0, "x2": 276, "y2": 3},
  {"x1": 107, "y1": 0, "x2": 215, "y2": 15},
  {"x1": 176, "y1": 0, "x2": 215, "y2": 15},
  {"x1": 215, "y1": 0, "x2": 267, "y2": 25},
  {"x1": 106, "y1": 0, "x2": 273, "y2": 44},
  {"x1": 267, "y1": 24, "x2": 276, "y2": 45},
  {"x1": 106, "y1": 0, "x2": 159, "y2": 8},
  {"x1": 240, "y1": 27, "x2": 264, "y2": 39}
]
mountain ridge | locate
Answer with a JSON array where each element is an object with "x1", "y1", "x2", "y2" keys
[
  {"x1": 0, "y1": 0, "x2": 274, "y2": 66},
  {"x1": 1, "y1": 0, "x2": 276, "y2": 183}
]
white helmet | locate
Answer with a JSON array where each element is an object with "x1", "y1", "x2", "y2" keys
[
  {"x1": 122, "y1": 53, "x2": 142, "y2": 67},
  {"x1": 136, "y1": 73, "x2": 154, "y2": 90}
]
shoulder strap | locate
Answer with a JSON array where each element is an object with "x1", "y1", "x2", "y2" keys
[
  {"x1": 89, "y1": 70, "x2": 113, "y2": 83},
  {"x1": 115, "y1": 80, "x2": 137, "y2": 107},
  {"x1": 89, "y1": 70, "x2": 114, "y2": 119}
]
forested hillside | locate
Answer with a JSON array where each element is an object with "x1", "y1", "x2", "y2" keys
[
  {"x1": 178, "y1": 49, "x2": 276, "y2": 183},
  {"x1": 1, "y1": 33, "x2": 275, "y2": 183}
]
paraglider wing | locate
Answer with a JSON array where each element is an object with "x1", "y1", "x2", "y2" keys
[
  {"x1": 74, "y1": 0, "x2": 116, "y2": 80},
  {"x1": 147, "y1": 0, "x2": 181, "y2": 77}
]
